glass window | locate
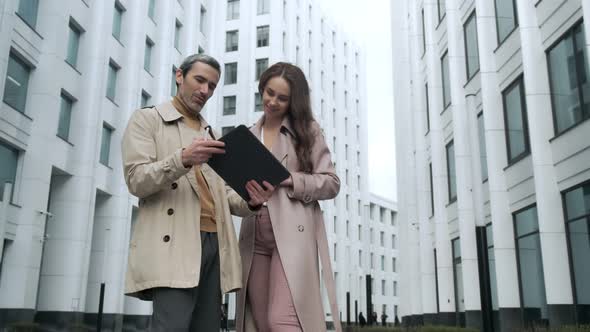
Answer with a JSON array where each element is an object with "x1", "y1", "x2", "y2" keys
[
  {"x1": 446, "y1": 140, "x2": 457, "y2": 203},
  {"x1": 171, "y1": 66, "x2": 177, "y2": 97},
  {"x1": 0, "y1": 142, "x2": 19, "y2": 202},
  {"x1": 255, "y1": 58, "x2": 268, "y2": 81},
  {"x1": 226, "y1": 30, "x2": 239, "y2": 52},
  {"x1": 66, "y1": 20, "x2": 82, "y2": 68},
  {"x1": 144, "y1": 37, "x2": 154, "y2": 72},
  {"x1": 502, "y1": 76, "x2": 530, "y2": 163},
  {"x1": 464, "y1": 11, "x2": 480, "y2": 80},
  {"x1": 200, "y1": 6, "x2": 206, "y2": 34},
  {"x1": 421, "y1": 8, "x2": 426, "y2": 56},
  {"x1": 478, "y1": 112, "x2": 488, "y2": 181},
  {"x1": 429, "y1": 163, "x2": 434, "y2": 217},
  {"x1": 221, "y1": 126, "x2": 235, "y2": 137},
  {"x1": 393, "y1": 281, "x2": 398, "y2": 296},
  {"x1": 140, "y1": 90, "x2": 150, "y2": 108},
  {"x1": 174, "y1": 20, "x2": 182, "y2": 50},
  {"x1": 147, "y1": 0, "x2": 155, "y2": 20},
  {"x1": 514, "y1": 205, "x2": 548, "y2": 326},
  {"x1": 223, "y1": 96, "x2": 236, "y2": 115},
  {"x1": 494, "y1": 0, "x2": 517, "y2": 44},
  {"x1": 254, "y1": 92, "x2": 262, "y2": 112},
  {"x1": 486, "y1": 224, "x2": 500, "y2": 329},
  {"x1": 392, "y1": 257, "x2": 397, "y2": 272},
  {"x1": 3, "y1": 52, "x2": 32, "y2": 113},
  {"x1": 257, "y1": 25, "x2": 269, "y2": 47},
  {"x1": 441, "y1": 51, "x2": 451, "y2": 109},
  {"x1": 548, "y1": 22, "x2": 590, "y2": 135},
  {"x1": 333, "y1": 243, "x2": 337, "y2": 261},
  {"x1": 438, "y1": 0, "x2": 446, "y2": 22},
  {"x1": 425, "y1": 83, "x2": 430, "y2": 133},
  {"x1": 17, "y1": 0, "x2": 39, "y2": 29},
  {"x1": 257, "y1": 0, "x2": 269, "y2": 15},
  {"x1": 225, "y1": 62, "x2": 237, "y2": 84},
  {"x1": 227, "y1": 0, "x2": 239, "y2": 20},
  {"x1": 563, "y1": 183, "x2": 590, "y2": 324},
  {"x1": 112, "y1": 2, "x2": 124, "y2": 41},
  {"x1": 379, "y1": 231, "x2": 384, "y2": 246},
  {"x1": 106, "y1": 60, "x2": 118, "y2": 101},
  {"x1": 100, "y1": 125, "x2": 113, "y2": 166},
  {"x1": 57, "y1": 93, "x2": 73, "y2": 141},
  {"x1": 452, "y1": 238, "x2": 465, "y2": 316},
  {"x1": 392, "y1": 234, "x2": 396, "y2": 249}
]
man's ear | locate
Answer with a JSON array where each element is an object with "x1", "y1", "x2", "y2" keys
[{"x1": 175, "y1": 69, "x2": 183, "y2": 86}]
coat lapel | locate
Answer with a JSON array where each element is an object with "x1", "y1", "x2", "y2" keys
[
  {"x1": 156, "y1": 101, "x2": 212, "y2": 198},
  {"x1": 252, "y1": 115, "x2": 291, "y2": 166}
]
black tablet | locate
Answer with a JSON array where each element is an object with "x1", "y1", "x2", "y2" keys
[{"x1": 207, "y1": 125, "x2": 291, "y2": 202}]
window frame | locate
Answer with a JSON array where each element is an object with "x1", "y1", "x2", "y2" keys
[
  {"x1": 256, "y1": 25, "x2": 269, "y2": 48},
  {"x1": 546, "y1": 20, "x2": 590, "y2": 136},
  {"x1": 561, "y1": 180, "x2": 590, "y2": 325},
  {"x1": 494, "y1": 0, "x2": 519, "y2": 46},
  {"x1": 99, "y1": 123, "x2": 114, "y2": 166},
  {"x1": 437, "y1": 0, "x2": 446, "y2": 23},
  {"x1": 3, "y1": 51, "x2": 33, "y2": 114},
  {"x1": 502, "y1": 75, "x2": 531, "y2": 165},
  {"x1": 446, "y1": 140, "x2": 457, "y2": 204},
  {"x1": 441, "y1": 50, "x2": 451, "y2": 111},
  {"x1": 57, "y1": 90, "x2": 75, "y2": 141},
  {"x1": 223, "y1": 95, "x2": 237, "y2": 115},
  {"x1": 463, "y1": 10, "x2": 480, "y2": 81},
  {"x1": 226, "y1": 29, "x2": 239, "y2": 52}
]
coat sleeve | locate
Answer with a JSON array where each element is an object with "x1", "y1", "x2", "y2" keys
[
  {"x1": 226, "y1": 185, "x2": 257, "y2": 217},
  {"x1": 121, "y1": 109, "x2": 191, "y2": 198},
  {"x1": 287, "y1": 122, "x2": 340, "y2": 203}
]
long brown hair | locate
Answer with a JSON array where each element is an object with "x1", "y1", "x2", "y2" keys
[{"x1": 258, "y1": 62, "x2": 316, "y2": 173}]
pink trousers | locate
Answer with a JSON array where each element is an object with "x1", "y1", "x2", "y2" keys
[{"x1": 247, "y1": 208, "x2": 302, "y2": 332}]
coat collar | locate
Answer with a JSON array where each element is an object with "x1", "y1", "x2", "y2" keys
[
  {"x1": 252, "y1": 115, "x2": 292, "y2": 164},
  {"x1": 252, "y1": 115, "x2": 295, "y2": 138},
  {"x1": 155, "y1": 100, "x2": 211, "y2": 128}
]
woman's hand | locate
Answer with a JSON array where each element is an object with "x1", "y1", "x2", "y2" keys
[
  {"x1": 280, "y1": 175, "x2": 293, "y2": 188},
  {"x1": 245, "y1": 180, "x2": 275, "y2": 207}
]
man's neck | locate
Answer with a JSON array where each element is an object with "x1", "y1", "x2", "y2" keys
[{"x1": 173, "y1": 95, "x2": 200, "y2": 121}]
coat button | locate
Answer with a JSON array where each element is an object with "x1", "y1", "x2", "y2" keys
[
  {"x1": 167, "y1": 208, "x2": 174, "y2": 215},
  {"x1": 163, "y1": 235, "x2": 170, "y2": 242},
  {"x1": 297, "y1": 225, "x2": 304, "y2": 232},
  {"x1": 171, "y1": 182, "x2": 178, "y2": 189}
]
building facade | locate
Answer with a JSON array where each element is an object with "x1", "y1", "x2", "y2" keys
[
  {"x1": 392, "y1": 0, "x2": 590, "y2": 331},
  {"x1": 0, "y1": 0, "x2": 390, "y2": 330}
]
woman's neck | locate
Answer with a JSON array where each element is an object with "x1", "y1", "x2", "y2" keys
[{"x1": 263, "y1": 114, "x2": 284, "y2": 130}]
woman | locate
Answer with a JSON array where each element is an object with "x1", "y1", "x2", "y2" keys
[{"x1": 235, "y1": 62, "x2": 341, "y2": 332}]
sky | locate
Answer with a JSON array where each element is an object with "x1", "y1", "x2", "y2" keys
[{"x1": 318, "y1": 0, "x2": 397, "y2": 202}]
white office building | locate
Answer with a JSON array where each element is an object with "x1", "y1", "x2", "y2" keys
[
  {"x1": 0, "y1": 0, "x2": 393, "y2": 330},
  {"x1": 392, "y1": 0, "x2": 590, "y2": 331}
]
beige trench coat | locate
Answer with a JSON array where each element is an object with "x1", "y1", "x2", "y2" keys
[
  {"x1": 121, "y1": 101, "x2": 254, "y2": 299},
  {"x1": 235, "y1": 117, "x2": 341, "y2": 332}
]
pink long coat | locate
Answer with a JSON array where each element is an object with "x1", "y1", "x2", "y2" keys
[{"x1": 235, "y1": 117, "x2": 341, "y2": 332}]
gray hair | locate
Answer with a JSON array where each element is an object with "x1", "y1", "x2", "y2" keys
[{"x1": 178, "y1": 54, "x2": 221, "y2": 77}]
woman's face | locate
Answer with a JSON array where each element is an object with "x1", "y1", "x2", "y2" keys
[{"x1": 262, "y1": 76, "x2": 291, "y2": 121}]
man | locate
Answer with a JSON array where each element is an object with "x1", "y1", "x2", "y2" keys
[
  {"x1": 122, "y1": 54, "x2": 274, "y2": 331},
  {"x1": 358, "y1": 312, "x2": 366, "y2": 327}
]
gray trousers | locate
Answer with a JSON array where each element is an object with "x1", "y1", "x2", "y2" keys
[{"x1": 151, "y1": 232, "x2": 221, "y2": 332}]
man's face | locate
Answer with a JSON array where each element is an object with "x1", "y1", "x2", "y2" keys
[{"x1": 176, "y1": 61, "x2": 220, "y2": 114}]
